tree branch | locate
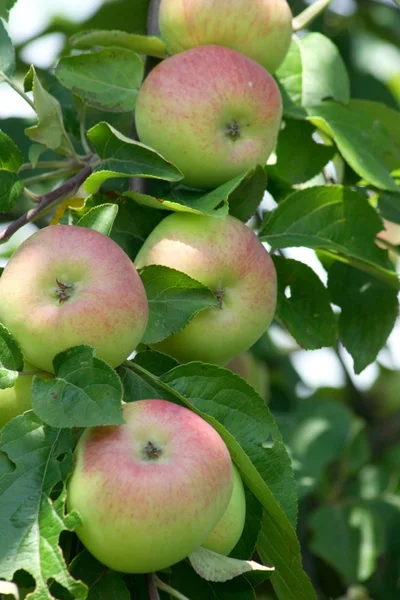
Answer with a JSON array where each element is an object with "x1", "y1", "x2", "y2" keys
[
  {"x1": 147, "y1": 573, "x2": 160, "y2": 600},
  {"x1": 0, "y1": 159, "x2": 97, "y2": 244}
]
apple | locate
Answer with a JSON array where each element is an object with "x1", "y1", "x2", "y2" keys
[
  {"x1": 135, "y1": 213, "x2": 277, "y2": 365},
  {"x1": 203, "y1": 464, "x2": 246, "y2": 555},
  {"x1": 159, "y1": 0, "x2": 293, "y2": 74},
  {"x1": 227, "y1": 352, "x2": 269, "y2": 402},
  {"x1": 135, "y1": 45, "x2": 282, "y2": 189},
  {"x1": 67, "y1": 399, "x2": 234, "y2": 573},
  {"x1": 0, "y1": 362, "x2": 53, "y2": 429},
  {"x1": 0, "y1": 225, "x2": 148, "y2": 373}
]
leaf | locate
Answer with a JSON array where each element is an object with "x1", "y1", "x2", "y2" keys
[
  {"x1": 24, "y1": 67, "x2": 74, "y2": 157},
  {"x1": 273, "y1": 120, "x2": 335, "y2": 185},
  {"x1": 56, "y1": 48, "x2": 144, "y2": 113},
  {"x1": 69, "y1": 29, "x2": 167, "y2": 59},
  {"x1": 378, "y1": 191, "x2": 400, "y2": 225},
  {"x1": 276, "y1": 33, "x2": 349, "y2": 115},
  {"x1": 68, "y1": 550, "x2": 130, "y2": 600},
  {"x1": 273, "y1": 256, "x2": 336, "y2": 349},
  {"x1": 228, "y1": 166, "x2": 267, "y2": 222},
  {"x1": 189, "y1": 547, "x2": 274, "y2": 583},
  {"x1": 306, "y1": 102, "x2": 400, "y2": 192},
  {"x1": 31, "y1": 345, "x2": 124, "y2": 428},
  {"x1": 0, "y1": 170, "x2": 23, "y2": 213},
  {"x1": 77, "y1": 203, "x2": 118, "y2": 236},
  {"x1": 328, "y1": 263, "x2": 398, "y2": 373},
  {"x1": 0, "y1": 413, "x2": 86, "y2": 599},
  {"x1": 0, "y1": 130, "x2": 23, "y2": 171},
  {"x1": 122, "y1": 360, "x2": 317, "y2": 599},
  {"x1": 260, "y1": 186, "x2": 399, "y2": 288},
  {"x1": 0, "y1": 323, "x2": 23, "y2": 389},
  {"x1": 139, "y1": 265, "x2": 218, "y2": 345},
  {"x1": 125, "y1": 169, "x2": 261, "y2": 218},
  {"x1": 85, "y1": 122, "x2": 183, "y2": 192},
  {"x1": 0, "y1": 19, "x2": 15, "y2": 80}
]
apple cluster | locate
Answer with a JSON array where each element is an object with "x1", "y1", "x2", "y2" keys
[{"x1": 0, "y1": 0, "x2": 293, "y2": 576}]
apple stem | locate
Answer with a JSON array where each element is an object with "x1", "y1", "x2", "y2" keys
[
  {"x1": 292, "y1": 0, "x2": 334, "y2": 31},
  {"x1": 147, "y1": 573, "x2": 161, "y2": 600},
  {"x1": 0, "y1": 157, "x2": 99, "y2": 245},
  {"x1": 154, "y1": 574, "x2": 191, "y2": 600}
]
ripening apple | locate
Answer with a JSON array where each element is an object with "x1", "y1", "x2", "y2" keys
[
  {"x1": 203, "y1": 464, "x2": 246, "y2": 555},
  {"x1": 0, "y1": 362, "x2": 53, "y2": 429},
  {"x1": 159, "y1": 0, "x2": 293, "y2": 74},
  {"x1": 135, "y1": 213, "x2": 277, "y2": 365},
  {"x1": 0, "y1": 226, "x2": 148, "y2": 373},
  {"x1": 227, "y1": 352, "x2": 269, "y2": 402},
  {"x1": 135, "y1": 45, "x2": 282, "y2": 189},
  {"x1": 67, "y1": 399, "x2": 234, "y2": 573}
]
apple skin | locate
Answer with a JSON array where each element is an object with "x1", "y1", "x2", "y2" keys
[
  {"x1": 0, "y1": 362, "x2": 53, "y2": 429},
  {"x1": 135, "y1": 213, "x2": 277, "y2": 365},
  {"x1": 203, "y1": 464, "x2": 246, "y2": 555},
  {"x1": 159, "y1": 0, "x2": 293, "y2": 74},
  {"x1": 227, "y1": 353, "x2": 269, "y2": 402},
  {"x1": 67, "y1": 399, "x2": 234, "y2": 573},
  {"x1": 135, "y1": 45, "x2": 282, "y2": 189},
  {"x1": 0, "y1": 225, "x2": 148, "y2": 373}
]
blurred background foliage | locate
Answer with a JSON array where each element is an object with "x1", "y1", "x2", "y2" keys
[{"x1": 0, "y1": 1, "x2": 399, "y2": 600}]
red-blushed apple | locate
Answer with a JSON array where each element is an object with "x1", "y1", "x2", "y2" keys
[
  {"x1": 0, "y1": 225, "x2": 148, "y2": 373},
  {"x1": 227, "y1": 352, "x2": 270, "y2": 402},
  {"x1": 67, "y1": 399, "x2": 234, "y2": 573},
  {"x1": 159, "y1": 0, "x2": 293, "y2": 74},
  {"x1": 202, "y1": 464, "x2": 246, "y2": 555},
  {"x1": 0, "y1": 362, "x2": 53, "y2": 428},
  {"x1": 135, "y1": 213, "x2": 277, "y2": 365},
  {"x1": 135, "y1": 45, "x2": 282, "y2": 189}
]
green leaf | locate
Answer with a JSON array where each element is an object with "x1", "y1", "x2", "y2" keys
[
  {"x1": 56, "y1": 48, "x2": 144, "y2": 113},
  {"x1": 309, "y1": 503, "x2": 384, "y2": 583},
  {"x1": 0, "y1": 323, "x2": 23, "y2": 389},
  {"x1": 70, "y1": 29, "x2": 167, "y2": 59},
  {"x1": 273, "y1": 256, "x2": 336, "y2": 350},
  {"x1": 77, "y1": 203, "x2": 118, "y2": 235},
  {"x1": 228, "y1": 166, "x2": 267, "y2": 222},
  {"x1": 260, "y1": 186, "x2": 399, "y2": 288},
  {"x1": 0, "y1": 170, "x2": 23, "y2": 213},
  {"x1": 31, "y1": 345, "x2": 124, "y2": 428},
  {"x1": 0, "y1": 0, "x2": 17, "y2": 21},
  {"x1": 0, "y1": 413, "x2": 86, "y2": 599},
  {"x1": 68, "y1": 550, "x2": 130, "y2": 600},
  {"x1": 273, "y1": 120, "x2": 335, "y2": 185},
  {"x1": 24, "y1": 66, "x2": 74, "y2": 156},
  {"x1": 0, "y1": 19, "x2": 15, "y2": 80},
  {"x1": 378, "y1": 191, "x2": 400, "y2": 225},
  {"x1": 328, "y1": 263, "x2": 398, "y2": 373},
  {"x1": 276, "y1": 33, "x2": 349, "y2": 115},
  {"x1": 139, "y1": 265, "x2": 218, "y2": 345},
  {"x1": 306, "y1": 102, "x2": 400, "y2": 192},
  {"x1": 0, "y1": 130, "x2": 23, "y2": 171},
  {"x1": 189, "y1": 547, "x2": 274, "y2": 583},
  {"x1": 125, "y1": 169, "x2": 262, "y2": 218},
  {"x1": 85, "y1": 121, "x2": 183, "y2": 192}
]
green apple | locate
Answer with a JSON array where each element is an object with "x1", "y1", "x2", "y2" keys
[
  {"x1": 227, "y1": 352, "x2": 269, "y2": 402},
  {"x1": 159, "y1": 0, "x2": 293, "y2": 74},
  {"x1": 0, "y1": 362, "x2": 53, "y2": 429},
  {"x1": 203, "y1": 464, "x2": 246, "y2": 555},
  {"x1": 67, "y1": 399, "x2": 234, "y2": 573},
  {"x1": 0, "y1": 225, "x2": 148, "y2": 373},
  {"x1": 135, "y1": 45, "x2": 282, "y2": 189},
  {"x1": 135, "y1": 213, "x2": 277, "y2": 365}
]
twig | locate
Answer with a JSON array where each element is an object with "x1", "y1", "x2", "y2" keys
[
  {"x1": 155, "y1": 575, "x2": 191, "y2": 600},
  {"x1": 147, "y1": 0, "x2": 161, "y2": 36},
  {"x1": 79, "y1": 104, "x2": 92, "y2": 155},
  {"x1": 23, "y1": 188, "x2": 40, "y2": 203},
  {"x1": 21, "y1": 167, "x2": 77, "y2": 186},
  {"x1": 19, "y1": 160, "x2": 79, "y2": 172},
  {"x1": 147, "y1": 573, "x2": 160, "y2": 600},
  {"x1": 292, "y1": 0, "x2": 334, "y2": 31},
  {"x1": 2, "y1": 73, "x2": 35, "y2": 110},
  {"x1": 0, "y1": 160, "x2": 96, "y2": 244}
]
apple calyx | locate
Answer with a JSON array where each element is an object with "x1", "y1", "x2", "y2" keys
[
  {"x1": 225, "y1": 120, "x2": 241, "y2": 141},
  {"x1": 55, "y1": 279, "x2": 75, "y2": 304},
  {"x1": 143, "y1": 440, "x2": 163, "y2": 461}
]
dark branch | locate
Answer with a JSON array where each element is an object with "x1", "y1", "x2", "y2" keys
[{"x1": 147, "y1": 573, "x2": 160, "y2": 600}]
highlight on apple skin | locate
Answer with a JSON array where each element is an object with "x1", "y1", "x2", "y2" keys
[
  {"x1": 159, "y1": 0, "x2": 293, "y2": 74},
  {"x1": 67, "y1": 399, "x2": 234, "y2": 573},
  {"x1": 0, "y1": 225, "x2": 149, "y2": 373},
  {"x1": 203, "y1": 464, "x2": 246, "y2": 556},
  {"x1": 135, "y1": 45, "x2": 282, "y2": 189},
  {"x1": 135, "y1": 213, "x2": 277, "y2": 366},
  {"x1": 0, "y1": 362, "x2": 53, "y2": 429}
]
